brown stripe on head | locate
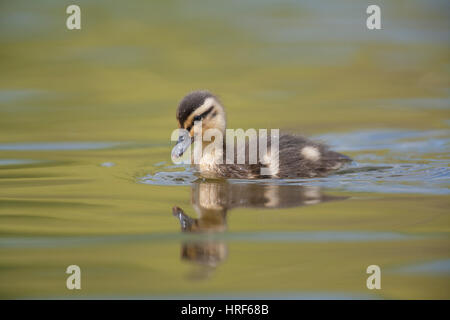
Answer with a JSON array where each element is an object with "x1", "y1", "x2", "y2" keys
[{"x1": 176, "y1": 90, "x2": 216, "y2": 128}]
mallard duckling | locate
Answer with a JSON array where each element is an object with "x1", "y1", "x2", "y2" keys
[{"x1": 171, "y1": 90, "x2": 351, "y2": 179}]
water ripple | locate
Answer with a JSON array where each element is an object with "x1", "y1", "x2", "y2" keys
[{"x1": 140, "y1": 129, "x2": 450, "y2": 194}]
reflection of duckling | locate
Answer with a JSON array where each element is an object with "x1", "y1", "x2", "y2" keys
[
  {"x1": 172, "y1": 206, "x2": 227, "y2": 271},
  {"x1": 172, "y1": 90, "x2": 351, "y2": 179},
  {"x1": 173, "y1": 180, "x2": 347, "y2": 274}
]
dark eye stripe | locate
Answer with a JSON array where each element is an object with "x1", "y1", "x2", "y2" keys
[
  {"x1": 198, "y1": 106, "x2": 214, "y2": 119},
  {"x1": 185, "y1": 106, "x2": 215, "y2": 130}
]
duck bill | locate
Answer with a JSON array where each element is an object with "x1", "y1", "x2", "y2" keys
[{"x1": 171, "y1": 131, "x2": 193, "y2": 159}]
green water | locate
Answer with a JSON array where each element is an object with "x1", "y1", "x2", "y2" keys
[{"x1": 1, "y1": 1, "x2": 449, "y2": 299}]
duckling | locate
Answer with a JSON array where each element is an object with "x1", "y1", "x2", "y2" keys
[{"x1": 171, "y1": 90, "x2": 351, "y2": 179}]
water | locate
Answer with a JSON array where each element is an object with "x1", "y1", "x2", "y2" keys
[
  {"x1": 141, "y1": 129, "x2": 450, "y2": 195},
  {"x1": 1, "y1": 1, "x2": 449, "y2": 299}
]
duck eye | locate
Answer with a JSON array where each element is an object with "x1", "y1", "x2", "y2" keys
[{"x1": 193, "y1": 115, "x2": 201, "y2": 121}]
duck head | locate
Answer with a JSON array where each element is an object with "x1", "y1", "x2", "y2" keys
[{"x1": 171, "y1": 90, "x2": 226, "y2": 159}]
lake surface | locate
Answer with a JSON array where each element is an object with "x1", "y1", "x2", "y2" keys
[{"x1": 0, "y1": 1, "x2": 449, "y2": 299}]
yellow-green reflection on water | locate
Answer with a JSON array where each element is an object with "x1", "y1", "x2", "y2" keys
[{"x1": 0, "y1": 1, "x2": 449, "y2": 299}]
